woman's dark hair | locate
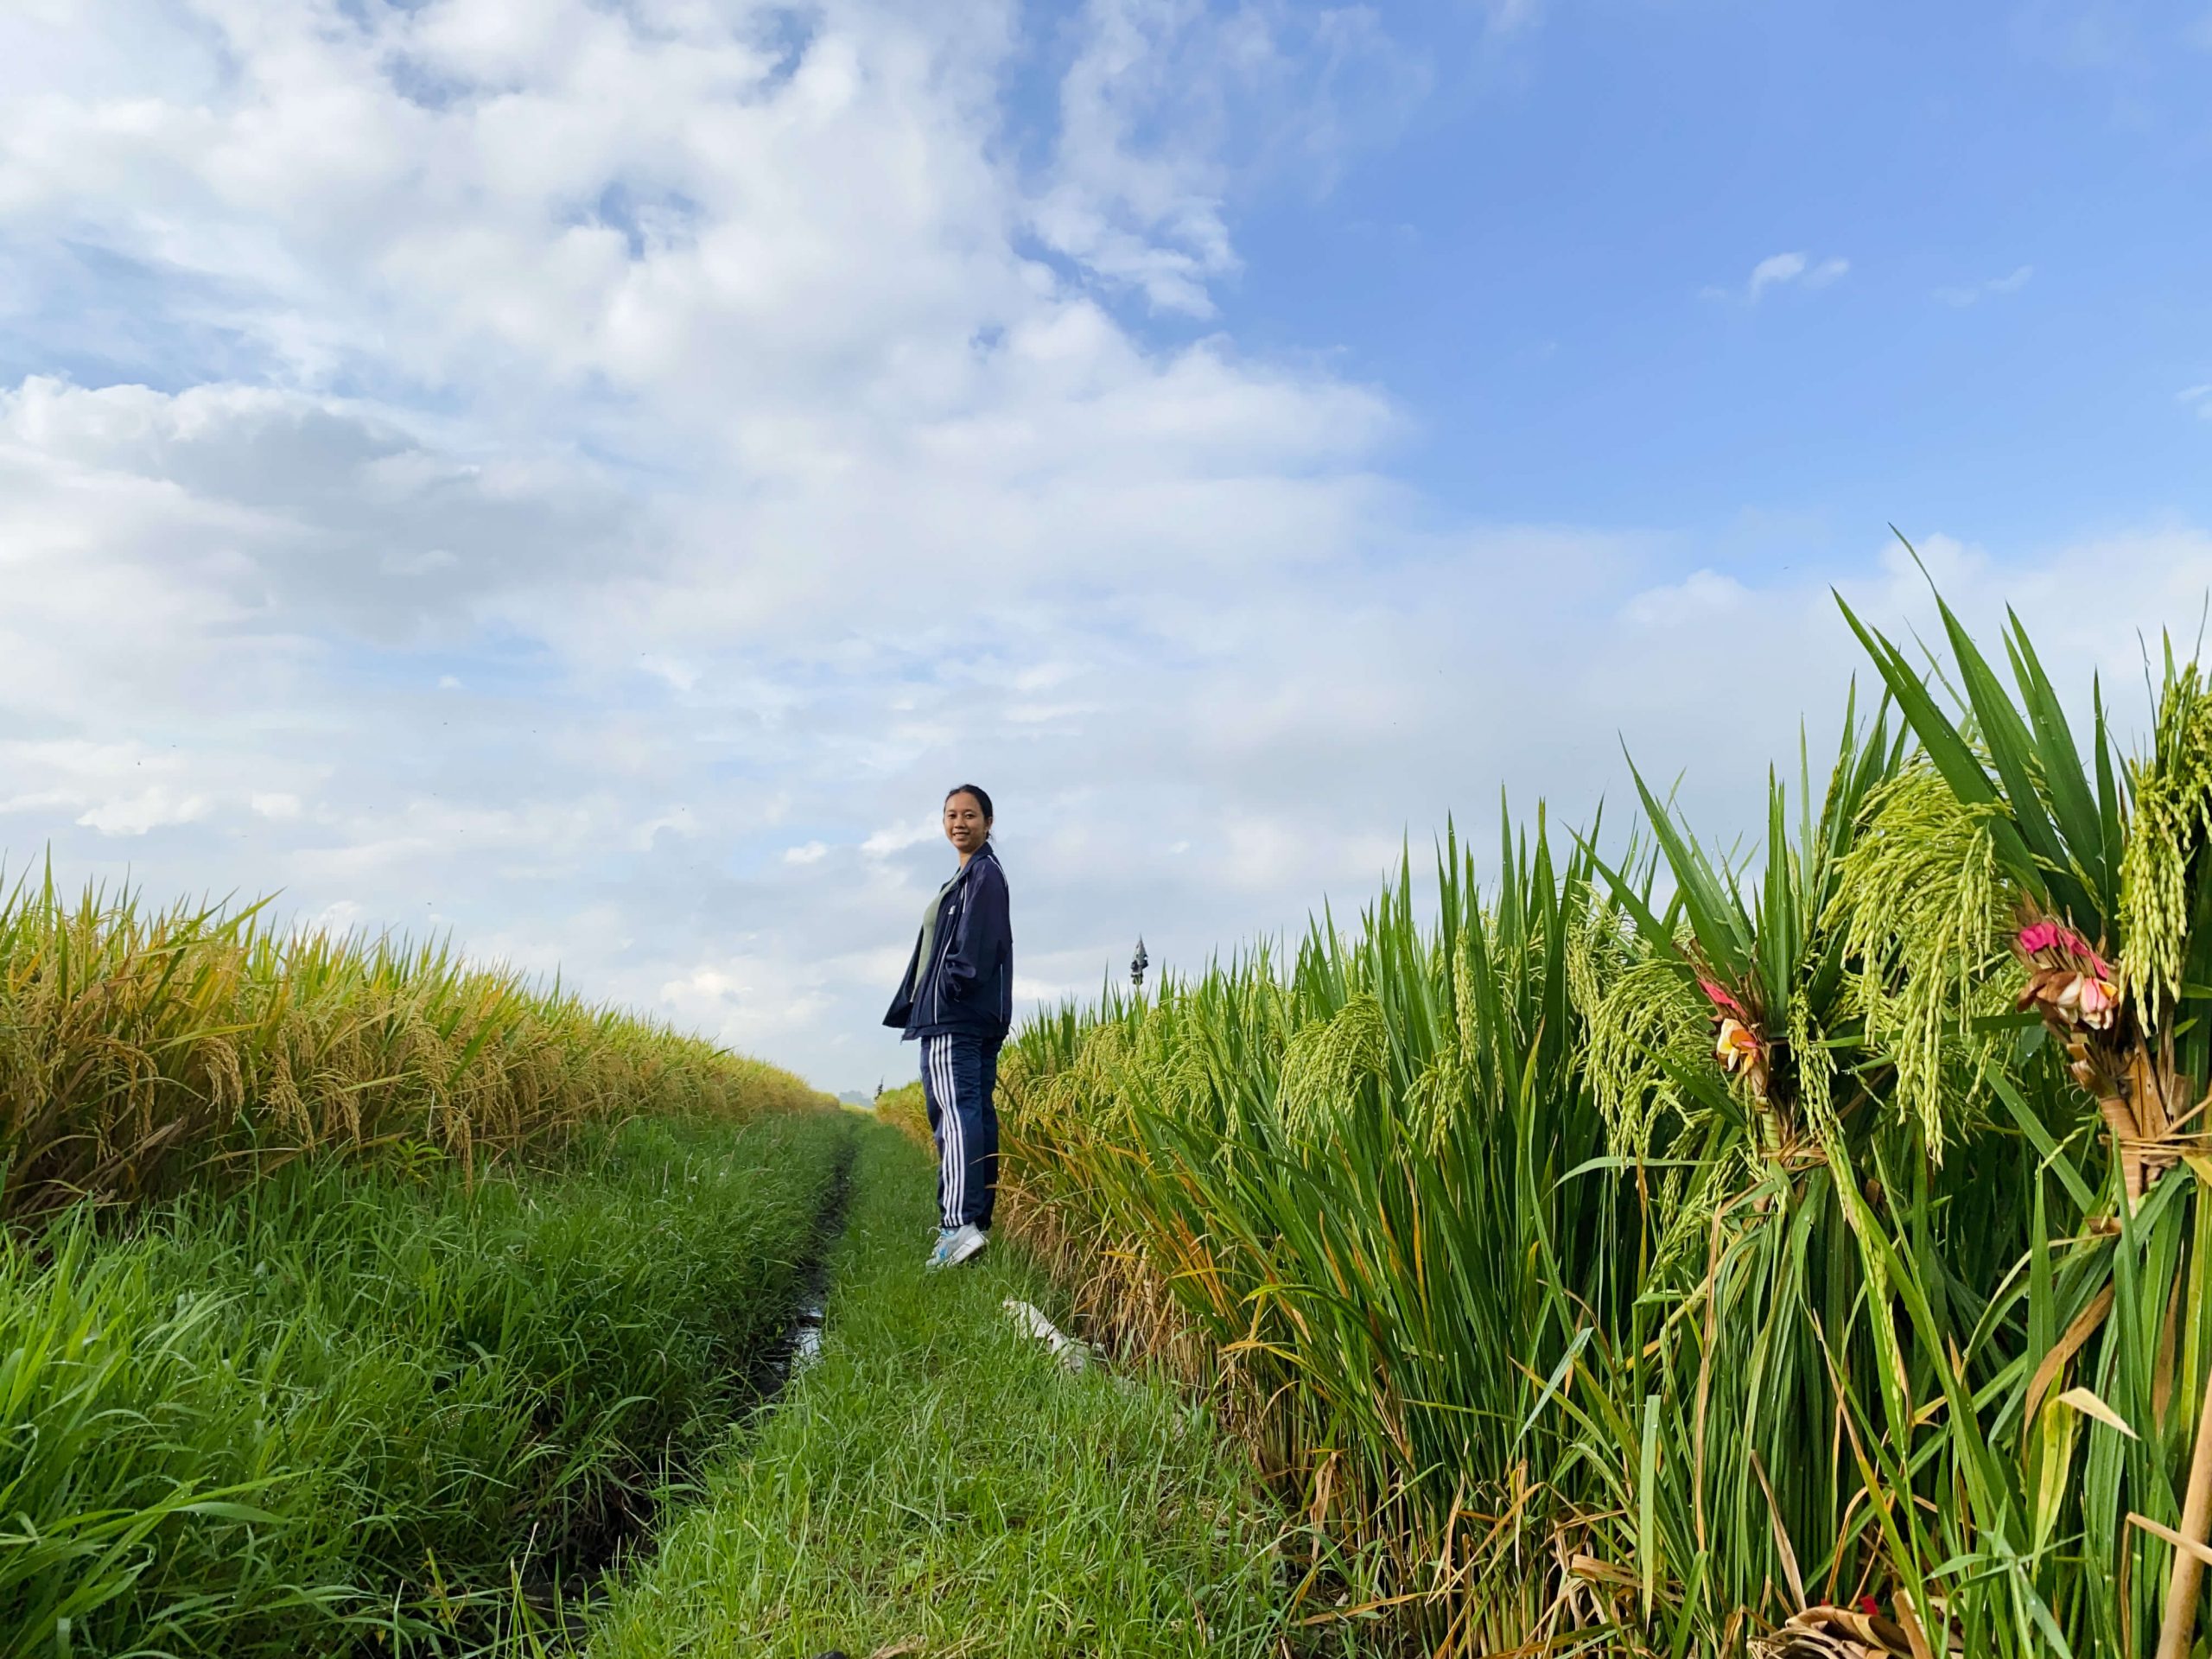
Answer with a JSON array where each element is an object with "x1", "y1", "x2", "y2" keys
[{"x1": 945, "y1": 783, "x2": 995, "y2": 825}]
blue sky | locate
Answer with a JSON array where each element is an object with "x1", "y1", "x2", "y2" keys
[
  {"x1": 1174, "y1": 3, "x2": 2212, "y2": 543},
  {"x1": 1, "y1": 0, "x2": 2208, "y2": 1091}
]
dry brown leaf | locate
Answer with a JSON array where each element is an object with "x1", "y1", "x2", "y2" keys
[{"x1": 2057, "y1": 1383, "x2": 2139, "y2": 1439}]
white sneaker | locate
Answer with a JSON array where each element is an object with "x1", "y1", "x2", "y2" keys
[{"x1": 925, "y1": 1224, "x2": 989, "y2": 1271}]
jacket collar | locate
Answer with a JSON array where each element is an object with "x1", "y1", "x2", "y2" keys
[{"x1": 931, "y1": 840, "x2": 995, "y2": 903}]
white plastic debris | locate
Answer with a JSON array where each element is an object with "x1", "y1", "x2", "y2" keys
[{"x1": 1002, "y1": 1299, "x2": 1104, "y2": 1374}]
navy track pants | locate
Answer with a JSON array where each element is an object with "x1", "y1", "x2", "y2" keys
[{"x1": 920, "y1": 1032, "x2": 1000, "y2": 1230}]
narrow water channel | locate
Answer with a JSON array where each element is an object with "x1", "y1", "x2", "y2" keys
[
  {"x1": 494, "y1": 1127, "x2": 858, "y2": 1655},
  {"x1": 753, "y1": 1135, "x2": 851, "y2": 1397},
  {"x1": 786, "y1": 1299, "x2": 825, "y2": 1374}
]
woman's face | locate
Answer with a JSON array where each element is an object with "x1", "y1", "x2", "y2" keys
[{"x1": 944, "y1": 791, "x2": 990, "y2": 856}]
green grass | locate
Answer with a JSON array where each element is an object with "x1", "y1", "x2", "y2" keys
[
  {"x1": 0, "y1": 1109, "x2": 854, "y2": 1657},
  {"x1": 567, "y1": 1122, "x2": 1311, "y2": 1659}
]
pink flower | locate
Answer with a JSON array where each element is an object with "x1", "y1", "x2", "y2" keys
[
  {"x1": 1699, "y1": 978, "x2": 1748, "y2": 1020},
  {"x1": 2076, "y1": 975, "x2": 2119, "y2": 1025},
  {"x1": 2060, "y1": 931, "x2": 2116, "y2": 980},
  {"x1": 2016, "y1": 919, "x2": 2116, "y2": 980}
]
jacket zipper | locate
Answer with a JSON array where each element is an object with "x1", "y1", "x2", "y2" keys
[{"x1": 929, "y1": 880, "x2": 963, "y2": 1025}]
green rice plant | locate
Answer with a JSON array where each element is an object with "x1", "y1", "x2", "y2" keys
[
  {"x1": 0, "y1": 1110, "x2": 852, "y2": 1656},
  {"x1": 1833, "y1": 582, "x2": 2212, "y2": 1659},
  {"x1": 1001, "y1": 587, "x2": 2212, "y2": 1659},
  {"x1": 0, "y1": 865, "x2": 830, "y2": 1217},
  {"x1": 1586, "y1": 691, "x2": 1905, "y2": 1148},
  {"x1": 1007, "y1": 816, "x2": 1635, "y2": 1646}
]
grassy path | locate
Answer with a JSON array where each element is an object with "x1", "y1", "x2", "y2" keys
[{"x1": 567, "y1": 1121, "x2": 1306, "y2": 1659}]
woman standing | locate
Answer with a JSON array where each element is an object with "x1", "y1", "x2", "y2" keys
[{"x1": 883, "y1": 785, "x2": 1013, "y2": 1270}]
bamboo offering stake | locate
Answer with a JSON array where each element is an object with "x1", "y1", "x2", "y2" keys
[{"x1": 2157, "y1": 1304, "x2": 2212, "y2": 1659}]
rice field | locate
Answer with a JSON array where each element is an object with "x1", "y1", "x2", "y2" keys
[
  {"x1": 0, "y1": 872, "x2": 845, "y2": 1653},
  {"x1": 0, "y1": 871, "x2": 829, "y2": 1217},
  {"x1": 997, "y1": 591, "x2": 2212, "y2": 1658}
]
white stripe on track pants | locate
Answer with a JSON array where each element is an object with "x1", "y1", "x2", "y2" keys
[{"x1": 919, "y1": 1032, "x2": 1001, "y2": 1231}]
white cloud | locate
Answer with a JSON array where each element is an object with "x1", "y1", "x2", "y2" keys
[
  {"x1": 1029, "y1": 0, "x2": 1430, "y2": 315},
  {"x1": 658, "y1": 956, "x2": 836, "y2": 1052},
  {"x1": 861, "y1": 817, "x2": 943, "y2": 860},
  {"x1": 2180, "y1": 385, "x2": 2212, "y2": 418},
  {"x1": 1749, "y1": 251, "x2": 1812, "y2": 300},
  {"x1": 0, "y1": 738, "x2": 303, "y2": 842},
  {"x1": 1934, "y1": 264, "x2": 2034, "y2": 306},
  {"x1": 1622, "y1": 567, "x2": 1751, "y2": 629},
  {"x1": 1481, "y1": 0, "x2": 1547, "y2": 37},
  {"x1": 76, "y1": 787, "x2": 211, "y2": 837},
  {"x1": 1704, "y1": 250, "x2": 1851, "y2": 304},
  {"x1": 306, "y1": 898, "x2": 365, "y2": 937}
]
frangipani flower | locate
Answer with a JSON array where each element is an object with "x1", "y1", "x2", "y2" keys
[
  {"x1": 1695, "y1": 975, "x2": 1772, "y2": 1101},
  {"x1": 1713, "y1": 1016, "x2": 1760, "y2": 1073},
  {"x1": 2015, "y1": 917, "x2": 2121, "y2": 1032}
]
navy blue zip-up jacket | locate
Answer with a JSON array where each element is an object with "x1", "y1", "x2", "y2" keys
[{"x1": 883, "y1": 840, "x2": 1014, "y2": 1041}]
